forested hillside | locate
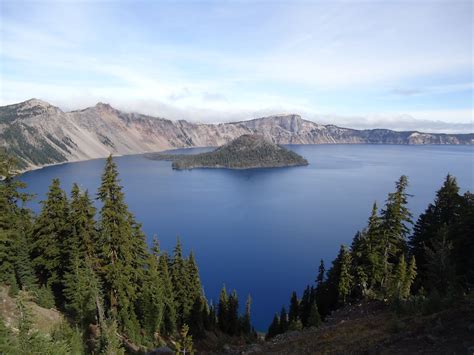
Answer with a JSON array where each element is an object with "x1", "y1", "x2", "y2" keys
[
  {"x1": 265, "y1": 174, "x2": 474, "y2": 347},
  {"x1": 0, "y1": 151, "x2": 256, "y2": 354}
]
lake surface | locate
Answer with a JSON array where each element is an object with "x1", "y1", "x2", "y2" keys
[{"x1": 20, "y1": 145, "x2": 473, "y2": 330}]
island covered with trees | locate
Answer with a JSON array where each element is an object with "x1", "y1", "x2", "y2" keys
[{"x1": 147, "y1": 134, "x2": 309, "y2": 170}]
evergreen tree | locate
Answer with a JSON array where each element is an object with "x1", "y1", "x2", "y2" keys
[
  {"x1": 217, "y1": 285, "x2": 229, "y2": 333},
  {"x1": 316, "y1": 259, "x2": 325, "y2": 289},
  {"x1": 186, "y1": 251, "x2": 203, "y2": 306},
  {"x1": 63, "y1": 256, "x2": 101, "y2": 329},
  {"x1": 0, "y1": 152, "x2": 35, "y2": 292},
  {"x1": 227, "y1": 290, "x2": 239, "y2": 336},
  {"x1": 279, "y1": 307, "x2": 288, "y2": 334},
  {"x1": 288, "y1": 291, "x2": 299, "y2": 323},
  {"x1": 380, "y1": 176, "x2": 412, "y2": 287},
  {"x1": 424, "y1": 226, "x2": 457, "y2": 296},
  {"x1": 68, "y1": 185, "x2": 99, "y2": 268},
  {"x1": 171, "y1": 237, "x2": 191, "y2": 325},
  {"x1": 188, "y1": 297, "x2": 206, "y2": 339},
  {"x1": 158, "y1": 252, "x2": 177, "y2": 335},
  {"x1": 451, "y1": 192, "x2": 474, "y2": 287},
  {"x1": 299, "y1": 286, "x2": 312, "y2": 326},
  {"x1": 390, "y1": 254, "x2": 407, "y2": 299},
  {"x1": 175, "y1": 324, "x2": 194, "y2": 355},
  {"x1": 96, "y1": 155, "x2": 147, "y2": 339},
  {"x1": 241, "y1": 294, "x2": 252, "y2": 335},
  {"x1": 364, "y1": 202, "x2": 384, "y2": 290},
  {"x1": 139, "y1": 247, "x2": 165, "y2": 341},
  {"x1": 410, "y1": 175, "x2": 462, "y2": 284},
  {"x1": 337, "y1": 245, "x2": 353, "y2": 305},
  {"x1": 266, "y1": 314, "x2": 280, "y2": 340},
  {"x1": 31, "y1": 178, "x2": 69, "y2": 302},
  {"x1": 402, "y1": 255, "x2": 416, "y2": 299},
  {"x1": 306, "y1": 301, "x2": 322, "y2": 328}
]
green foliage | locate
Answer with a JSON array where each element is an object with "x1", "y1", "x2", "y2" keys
[
  {"x1": 0, "y1": 150, "x2": 34, "y2": 291},
  {"x1": 288, "y1": 291, "x2": 299, "y2": 323},
  {"x1": 63, "y1": 256, "x2": 101, "y2": 329},
  {"x1": 337, "y1": 246, "x2": 353, "y2": 305},
  {"x1": 175, "y1": 324, "x2": 194, "y2": 355},
  {"x1": 34, "y1": 285, "x2": 55, "y2": 309},
  {"x1": 153, "y1": 134, "x2": 308, "y2": 170},
  {"x1": 0, "y1": 152, "x2": 252, "y2": 352},
  {"x1": 266, "y1": 314, "x2": 280, "y2": 340},
  {"x1": 380, "y1": 175, "x2": 412, "y2": 288},
  {"x1": 31, "y1": 178, "x2": 70, "y2": 295},
  {"x1": 271, "y1": 173, "x2": 472, "y2": 338},
  {"x1": 217, "y1": 285, "x2": 229, "y2": 333},
  {"x1": 307, "y1": 301, "x2": 322, "y2": 327},
  {"x1": 96, "y1": 155, "x2": 147, "y2": 339},
  {"x1": 158, "y1": 252, "x2": 177, "y2": 335},
  {"x1": 98, "y1": 320, "x2": 124, "y2": 355}
]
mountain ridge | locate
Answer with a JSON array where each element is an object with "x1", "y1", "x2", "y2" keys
[{"x1": 0, "y1": 99, "x2": 472, "y2": 171}]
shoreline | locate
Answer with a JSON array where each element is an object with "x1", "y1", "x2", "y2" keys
[{"x1": 16, "y1": 142, "x2": 474, "y2": 175}]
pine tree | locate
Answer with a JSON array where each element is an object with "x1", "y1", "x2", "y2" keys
[
  {"x1": 390, "y1": 254, "x2": 407, "y2": 299},
  {"x1": 451, "y1": 192, "x2": 474, "y2": 287},
  {"x1": 96, "y1": 155, "x2": 147, "y2": 339},
  {"x1": 241, "y1": 294, "x2": 252, "y2": 335},
  {"x1": 299, "y1": 286, "x2": 312, "y2": 326},
  {"x1": 31, "y1": 178, "x2": 70, "y2": 302},
  {"x1": 424, "y1": 226, "x2": 457, "y2": 296},
  {"x1": 410, "y1": 175, "x2": 462, "y2": 284},
  {"x1": 217, "y1": 285, "x2": 229, "y2": 333},
  {"x1": 380, "y1": 176, "x2": 412, "y2": 288},
  {"x1": 227, "y1": 290, "x2": 239, "y2": 336},
  {"x1": 306, "y1": 301, "x2": 322, "y2": 327},
  {"x1": 316, "y1": 259, "x2": 325, "y2": 289},
  {"x1": 402, "y1": 255, "x2": 416, "y2": 299},
  {"x1": 139, "y1": 247, "x2": 165, "y2": 341},
  {"x1": 0, "y1": 152, "x2": 35, "y2": 292},
  {"x1": 337, "y1": 245, "x2": 353, "y2": 305},
  {"x1": 158, "y1": 252, "x2": 177, "y2": 335},
  {"x1": 68, "y1": 185, "x2": 99, "y2": 268},
  {"x1": 186, "y1": 251, "x2": 203, "y2": 306},
  {"x1": 365, "y1": 202, "x2": 384, "y2": 290},
  {"x1": 63, "y1": 256, "x2": 101, "y2": 329},
  {"x1": 288, "y1": 291, "x2": 299, "y2": 323},
  {"x1": 188, "y1": 297, "x2": 206, "y2": 339},
  {"x1": 171, "y1": 237, "x2": 192, "y2": 325},
  {"x1": 266, "y1": 314, "x2": 280, "y2": 340},
  {"x1": 175, "y1": 324, "x2": 194, "y2": 355},
  {"x1": 279, "y1": 307, "x2": 288, "y2": 334}
]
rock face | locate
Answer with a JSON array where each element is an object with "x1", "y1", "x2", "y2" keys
[
  {"x1": 151, "y1": 134, "x2": 309, "y2": 170},
  {"x1": 1, "y1": 99, "x2": 472, "y2": 170}
]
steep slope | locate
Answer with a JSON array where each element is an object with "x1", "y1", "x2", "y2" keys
[
  {"x1": 0, "y1": 99, "x2": 472, "y2": 170},
  {"x1": 151, "y1": 134, "x2": 309, "y2": 170},
  {"x1": 223, "y1": 300, "x2": 474, "y2": 354}
]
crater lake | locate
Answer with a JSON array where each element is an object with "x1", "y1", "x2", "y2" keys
[{"x1": 19, "y1": 144, "x2": 473, "y2": 330}]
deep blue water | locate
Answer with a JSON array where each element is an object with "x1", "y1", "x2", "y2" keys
[{"x1": 20, "y1": 145, "x2": 473, "y2": 330}]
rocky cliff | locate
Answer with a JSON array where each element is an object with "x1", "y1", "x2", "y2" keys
[{"x1": 1, "y1": 99, "x2": 472, "y2": 170}]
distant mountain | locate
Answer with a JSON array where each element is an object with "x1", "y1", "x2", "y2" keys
[
  {"x1": 0, "y1": 99, "x2": 472, "y2": 170},
  {"x1": 150, "y1": 134, "x2": 309, "y2": 170}
]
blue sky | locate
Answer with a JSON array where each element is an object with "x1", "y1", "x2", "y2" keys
[{"x1": 0, "y1": 0, "x2": 472, "y2": 132}]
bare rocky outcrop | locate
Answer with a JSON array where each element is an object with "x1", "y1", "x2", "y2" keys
[{"x1": 0, "y1": 99, "x2": 472, "y2": 170}]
